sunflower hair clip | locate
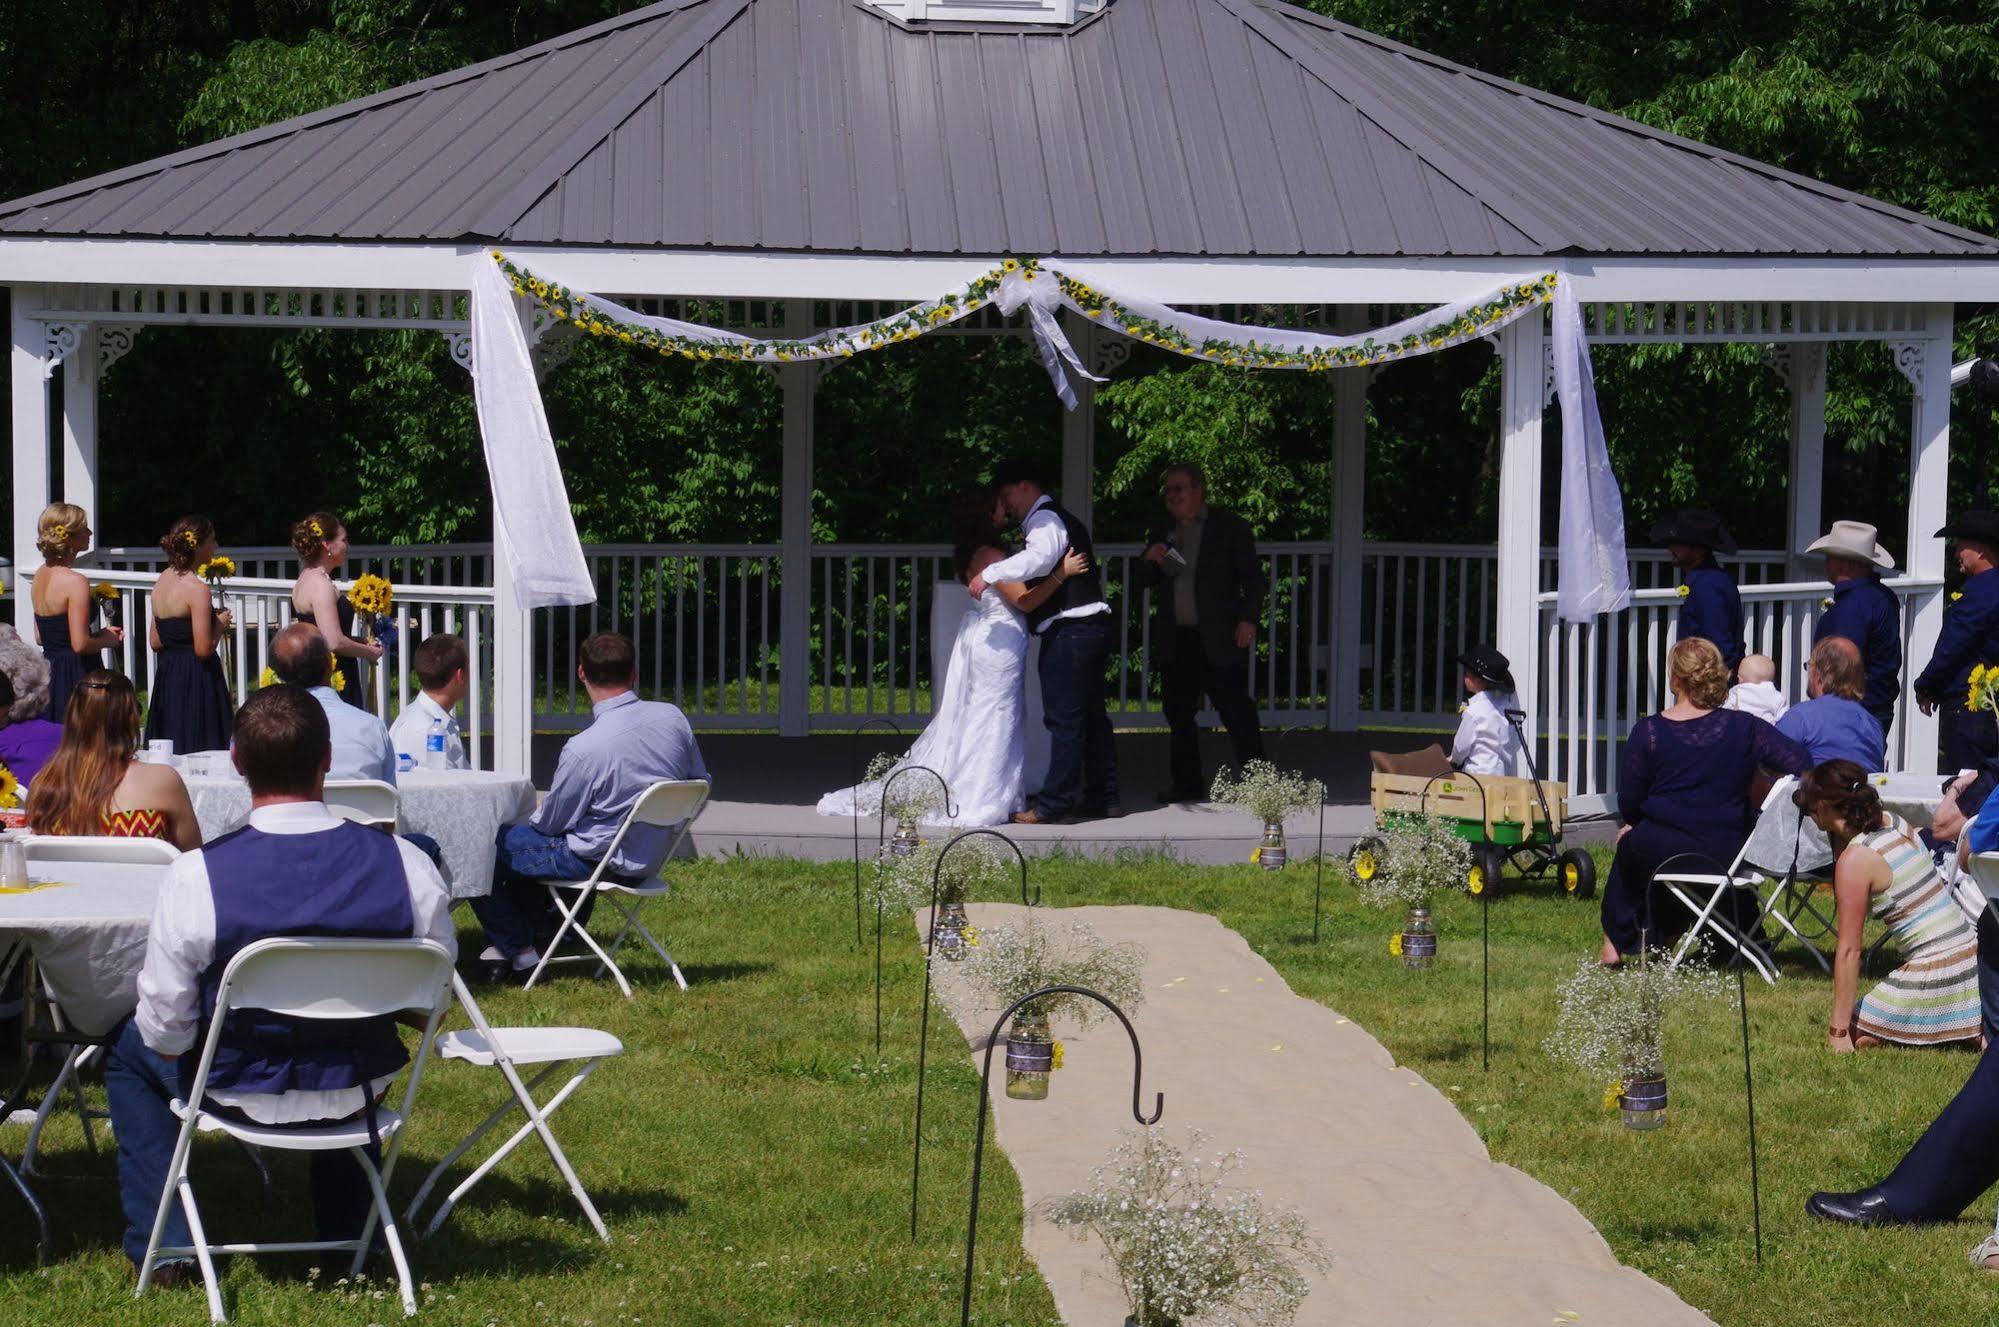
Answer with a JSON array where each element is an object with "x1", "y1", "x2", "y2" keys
[
  {"x1": 47, "y1": 522, "x2": 68, "y2": 544},
  {"x1": 308, "y1": 520, "x2": 325, "y2": 538},
  {"x1": 181, "y1": 530, "x2": 199, "y2": 548}
]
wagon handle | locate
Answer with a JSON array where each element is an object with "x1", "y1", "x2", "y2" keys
[{"x1": 1504, "y1": 708, "x2": 1561, "y2": 841}]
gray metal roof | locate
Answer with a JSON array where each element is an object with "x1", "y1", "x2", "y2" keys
[{"x1": 3, "y1": 0, "x2": 1993, "y2": 259}]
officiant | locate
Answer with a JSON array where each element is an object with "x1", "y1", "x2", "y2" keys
[{"x1": 1135, "y1": 463, "x2": 1265, "y2": 803}]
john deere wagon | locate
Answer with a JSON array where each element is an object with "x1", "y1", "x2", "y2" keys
[{"x1": 1349, "y1": 768, "x2": 1595, "y2": 900}]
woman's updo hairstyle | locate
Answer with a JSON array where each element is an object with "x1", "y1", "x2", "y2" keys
[
  {"x1": 1794, "y1": 758, "x2": 1883, "y2": 836},
  {"x1": 159, "y1": 515, "x2": 214, "y2": 573},
  {"x1": 291, "y1": 511, "x2": 342, "y2": 565},
  {"x1": 1667, "y1": 637, "x2": 1730, "y2": 710},
  {"x1": 35, "y1": 502, "x2": 86, "y2": 561}
]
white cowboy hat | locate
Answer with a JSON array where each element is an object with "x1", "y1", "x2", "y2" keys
[{"x1": 1805, "y1": 519, "x2": 1896, "y2": 569}]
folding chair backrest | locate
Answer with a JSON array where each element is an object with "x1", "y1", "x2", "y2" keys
[
  {"x1": 324, "y1": 780, "x2": 401, "y2": 831},
  {"x1": 1968, "y1": 852, "x2": 1999, "y2": 912},
  {"x1": 1726, "y1": 774, "x2": 1802, "y2": 878},
  {"x1": 22, "y1": 835, "x2": 181, "y2": 866},
  {"x1": 630, "y1": 779, "x2": 709, "y2": 829},
  {"x1": 218, "y1": 937, "x2": 453, "y2": 1021}
]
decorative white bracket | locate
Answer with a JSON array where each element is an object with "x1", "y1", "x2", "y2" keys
[
  {"x1": 98, "y1": 325, "x2": 141, "y2": 373},
  {"x1": 42, "y1": 323, "x2": 85, "y2": 376},
  {"x1": 531, "y1": 323, "x2": 582, "y2": 382},
  {"x1": 1093, "y1": 333, "x2": 1133, "y2": 378},
  {"x1": 1888, "y1": 340, "x2": 1929, "y2": 389},
  {"x1": 43, "y1": 322, "x2": 144, "y2": 377},
  {"x1": 445, "y1": 331, "x2": 474, "y2": 372},
  {"x1": 1761, "y1": 343, "x2": 1825, "y2": 394}
]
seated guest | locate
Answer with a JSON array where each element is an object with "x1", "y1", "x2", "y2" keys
[
  {"x1": 0, "y1": 625, "x2": 61, "y2": 792},
  {"x1": 1724, "y1": 654, "x2": 1789, "y2": 724},
  {"x1": 387, "y1": 633, "x2": 468, "y2": 770},
  {"x1": 1796, "y1": 759, "x2": 1981, "y2": 1050},
  {"x1": 268, "y1": 623, "x2": 396, "y2": 785},
  {"x1": 469, "y1": 632, "x2": 708, "y2": 982},
  {"x1": 27, "y1": 670, "x2": 200, "y2": 851},
  {"x1": 1777, "y1": 637, "x2": 1887, "y2": 770},
  {"x1": 102, "y1": 684, "x2": 454, "y2": 1283},
  {"x1": 1449, "y1": 645, "x2": 1522, "y2": 776},
  {"x1": 1600, "y1": 638, "x2": 1812, "y2": 966}
]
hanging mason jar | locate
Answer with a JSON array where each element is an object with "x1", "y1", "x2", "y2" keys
[
  {"x1": 1400, "y1": 907, "x2": 1437, "y2": 970},
  {"x1": 1618, "y1": 1073, "x2": 1668, "y2": 1131},
  {"x1": 1004, "y1": 1009, "x2": 1055, "y2": 1100},
  {"x1": 1258, "y1": 822, "x2": 1288, "y2": 871},
  {"x1": 931, "y1": 901, "x2": 971, "y2": 961},
  {"x1": 889, "y1": 820, "x2": 922, "y2": 856}
]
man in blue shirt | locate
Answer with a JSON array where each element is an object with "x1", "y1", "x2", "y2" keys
[
  {"x1": 1915, "y1": 510, "x2": 1999, "y2": 779},
  {"x1": 1652, "y1": 508, "x2": 1744, "y2": 672},
  {"x1": 1777, "y1": 637, "x2": 1886, "y2": 770},
  {"x1": 269, "y1": 623, "x2": 397, "y2": 785},
  {"x1": 1808, "y1": 520, "x2": 1902, "y2": 735},
  {"x1": 468, "y1": 632, "x2": 709, "y2": 982}
]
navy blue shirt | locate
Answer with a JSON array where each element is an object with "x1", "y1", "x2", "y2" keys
[
  {"x1": 1775, "y1": 695, "x2": 1887, "y2": 771},
  {"x1": 1677, "y1": 559, "x2": 1744, "y2": 670},
  {"x1": 1813, "y1": 575, "x2": 1902, "y2": 717},
  {"x1": 1915, "y1": 567, "x2": 1999, "y2": 703}
]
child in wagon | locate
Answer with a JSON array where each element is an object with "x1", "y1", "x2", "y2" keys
[{"x1": 1451, "y1": 644, "x2": 1523, "y2": 776}]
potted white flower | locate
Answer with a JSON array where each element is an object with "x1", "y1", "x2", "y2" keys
[
  {"x1": 1209, "y1": 761, "x2": 1325, "y2": 870},
  {"x1": 1543, "y1": 952, "x2": 1728, "y2": 1130},
  {"x1": 1047, "y1": 1126, "x2": 1331, "y2": 1326},
  {"x1": 880, "y1": 834, "x2": 1012, "y2": 960},
  {"x1": 862, "y1": 753, "x2": 950, "y2": 855},
  {"x1": 1349, "y1": 812, "x2": 1470, "y2": 970},
  {"x1": 950, "y1": 917, "x2": 1145, "y2": 1099}
]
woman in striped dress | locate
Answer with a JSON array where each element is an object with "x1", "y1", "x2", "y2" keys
[{"x1": 1798, "y1": 760, "x2": 1982, "y2": 1051}]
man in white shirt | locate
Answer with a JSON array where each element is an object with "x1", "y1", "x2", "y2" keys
[
  {"x1": 967, "y1": 460, "x2": 1122, "y2": 822},
  {"x1": 388, "y1": 632, "x2": 469, "y2": 769},
  {"x1": 103, "y1": 684, "x2": 454, "y2": 1283},
  {"x1": 1450, "y1": 645, "x2": 1524, "y2": 776},
  {"x1": 270, "y1": 622, "x2": 398, "y2": 784}
]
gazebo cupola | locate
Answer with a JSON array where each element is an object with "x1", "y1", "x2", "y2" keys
[{"x1": 864, "y1": 0, "x2": 1108, "y2": 24}]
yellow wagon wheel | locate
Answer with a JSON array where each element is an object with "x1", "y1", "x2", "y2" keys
[
  {"x1": 1557, "y1": 847, "x2": 1598, "y2": 900},
  {"x1": 1467, "y1": 843, "x2": 1506, "y2": 898}
]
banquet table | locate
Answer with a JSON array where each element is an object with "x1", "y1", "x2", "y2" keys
[
  {"x1": 1740, "y1": 769, "x2": 1965, "y2": 881},
  {"x1": 185, "y1": 768, "x2": 536, "y2": 900},
  {"x1": 0, "y1": 860, "x2": 166, "y2": 1037}
]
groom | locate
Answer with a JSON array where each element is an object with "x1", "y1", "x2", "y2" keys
[{"x1": 969, "y1": 461, "x2": 1122, "y2": 822}]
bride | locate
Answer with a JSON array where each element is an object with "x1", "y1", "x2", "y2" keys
[{"x1": 818, "y1": 491, "x2": 1087, "y2": 827}]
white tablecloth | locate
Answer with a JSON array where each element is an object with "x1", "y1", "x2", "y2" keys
[
  {"x1": 1739, "y1": 770, "x2": 1962, "y2": 880},
  {"x1": 186, "y1": 770, "x2": 536, "y2": 900},
  {"x1": 0, "y1": 862, "x2": 166, "y2": 1036}
]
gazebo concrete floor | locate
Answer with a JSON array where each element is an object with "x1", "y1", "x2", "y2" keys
[{"x1": 528, "y1": 728, "x2": 1615, "y2": 864}]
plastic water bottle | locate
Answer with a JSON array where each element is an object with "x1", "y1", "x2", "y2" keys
[{"x1": 424, "y1": 715, "x2": 449, "y2": 770}]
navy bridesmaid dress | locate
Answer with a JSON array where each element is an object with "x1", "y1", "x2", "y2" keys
[
  {"x1": 36, "y1": 612, "x2": 103, "y2": 720},
  {"x1": 143, "y1": 616, "x2": 234, "y2": 753}
]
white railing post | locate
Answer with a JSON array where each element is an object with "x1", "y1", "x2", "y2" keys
[
  {"x1": 777, "y1": 300, "x2": 815, "y2": 737},
  {"x1": 1330, "y1": 311, "x2": 1367, "y2": 730},
  {"x1": 1901, "y1": 313, "x2": 1953, "y2": 775},
  {"x1": 1495, "y1": 313, "x2": 1546, "y2": 771},
  {"x1": 10, "y1": 283, "x2": 50, "y2": 632}
]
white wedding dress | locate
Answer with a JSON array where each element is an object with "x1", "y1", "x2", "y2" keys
[{"x1": 818, "y1": 583, "x2": 1028, "y2": 827}]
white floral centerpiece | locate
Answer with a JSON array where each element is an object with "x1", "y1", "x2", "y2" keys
[
  {"x1": 1349, "y1": 812, "x2": 1471, "y2": 969},
  {"x1": 875, "y1": 834, "x2": 1014, "y2": 960},
  {"x1": 1047, "y1": 1126, "x2": 1331, "y2": 1326},
  {"x1": 1208, "y1": 761, "x2": 1326, "y2": 871},
  {"x1": 1543, "y1": 952, "x2": 1729, "y2": 1130},
  {"x1": 864, "y1": 752, "x2": 950, "y2": 854},
  {"x1": 949, "y1": 916, "x2": 1145, "y2": 1099}
]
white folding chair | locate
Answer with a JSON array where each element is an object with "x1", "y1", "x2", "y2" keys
[
  {"x1": 1967, "y1": 851, "x2": 1999, "y2": 924},
  {"x1": 406, "y1": 973, "x2": 622, "y2": 1240},
  {"x1": 323, "y1": 780, "x2": 402, "y2": 832},
  {"x1": 136, "y1": 938, "x2": 455, "y2": 1323},
  {"x1": 18, "y1": 836, "x2": 180, "y2": 1171},
  {"x1": 524, "y1": 779, "x2": 709, "y2": 998},
  {"x1": 1656, "y1": 777, "x2": 1802, "y2": 984}
]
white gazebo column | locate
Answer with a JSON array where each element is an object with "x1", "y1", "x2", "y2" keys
[
  {"x1": 776, "y1": 300, "x2": 816, "y2": 737},
  {"x1": 9, "y1": 285, "x2": 51, "y2": 631},
  {"x1": 1898, "y1": 310, "x2": 1954, "y2": 775},
  {"x1": 1775, "y1": 343, "x2": 1827, "y2": 578},
  {"x1": 1494, "y1": 313, "x2": 1546, "y2": 771},
  {"x1": 1329, "y1": 309, "x2": 1367, "y2": 731},
  {"x1": 1061, "y1": 319, "x2": 1096, "y2": 524},
  {"x1": 489, "y1": 517, "x2": 535, "y2": 777}
]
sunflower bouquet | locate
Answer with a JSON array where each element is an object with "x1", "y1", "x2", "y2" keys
[
  {"x1": 0, "y1": 760, "x2": 21, "y2": 811},
  {"x1": 1969, "y1": 663, "x2": 1999, "y2": 715},
  {"x1": 347, "y1": 572, "x2": 394, "y2": 643},
  {"x1": 92, "y1": 580, "x2": 122, "y2": 628}
]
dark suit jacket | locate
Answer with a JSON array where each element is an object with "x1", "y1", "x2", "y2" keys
[{"x1": 1133, "y1": 506, "x2": 1262, "y2": 668}]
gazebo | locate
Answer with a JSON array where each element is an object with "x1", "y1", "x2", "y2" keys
[{"x1": 4, "y1": 0, "x2": 1996, "y2": 802}]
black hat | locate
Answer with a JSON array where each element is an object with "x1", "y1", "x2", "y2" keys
[
  {"x1": 1649, "y1": 508, "x2": 1738, "y2": 555},
  {"x1": 1937, "y1": 510, "x2": 1999, "y2": 548},
  {"x1": 1458, "y1": 644, "x2": 1515, "y2": 693},
  {"x1": 990, "y1": 459, "x2": 1054, "y2": 492}
]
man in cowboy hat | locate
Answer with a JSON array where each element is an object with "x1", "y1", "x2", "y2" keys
[
  {"x1": 1915, "y1": 510, "x2": 1999, "y2": 776},
  {"x1": 1809, "y1": 520, "x2": 1903, "y2": 734},
  {"x1": 1450, "y1": 644, "x2": 1522, "y2": 776},
  {"x1": 1652, "y1": 508, "x2": 1744, "y2": 672}
]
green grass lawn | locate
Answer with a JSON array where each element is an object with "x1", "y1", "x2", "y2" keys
[{"x1": 6, "y1": 851, "x2": 1998, "y2": 1326}]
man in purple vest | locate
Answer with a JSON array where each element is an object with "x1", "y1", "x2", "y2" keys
[{"x1": 103, "y1": 684, "x2": 455, "y2": 1285}]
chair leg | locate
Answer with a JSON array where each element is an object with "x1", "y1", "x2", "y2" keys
[
  {"x1": 23, "y1": 1045, "x2": 85, "y2": 1174},
  {"x1": 424, "y1": 1065, "x2": 608, "y2": 1240},
  {"x1": 563, "y1": 910, "x2": 634, "y2": 998},
  {"x1": 408, "y1": 1064, "x2": 562, "y2": 1226},
  {"x1": 523, "y1": 886, "x2": 593, "y2": 992},
  {"x1": 176, "y1": 1177, "x2": 227, "y2": 1323},
  {"x1": 0, "y1": 1151, "x2": 51, "y2": 1264},
  {"x1": 626, "y1": 913, "x2": 686, "y2": 993},
  {"x1": 351, "y1": 1148, "x2": 419, "y2": 1316}
]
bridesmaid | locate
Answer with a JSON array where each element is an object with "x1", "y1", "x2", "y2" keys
[
  {"x1": 144, "y1": 515, "x2": 235, "y2": 754},
  {"x1": 30, "y1": 502, "x2": 123, "y2": 719},
  {"x1": 290, "y1": 510, "x2": 380, "y2": 707}
]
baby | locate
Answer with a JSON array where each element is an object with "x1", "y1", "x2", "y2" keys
[{"x1": 1725, "y1": 654, "x2": 1788, "y2": 723}]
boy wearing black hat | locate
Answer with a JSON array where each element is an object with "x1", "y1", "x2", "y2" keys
[
  {"x1": 1652, "y1": 508, "x2": 1744, "y2": 672},
  {"x1": 1915, "y1": 510, "x2": 1999, "y2": 778},
  {"x1": 1451, "y1": 645, "x2": 1522, "y2": 776}
]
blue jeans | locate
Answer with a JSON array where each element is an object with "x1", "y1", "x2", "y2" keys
[
  {"x1": 469, "y1": 824, "x2": 603, "y2": 959},
  {"x1": 104, "y1": 1017, "x2": 376, "y2": 1268},
  {"x1": 1034, "y1": 615, "x2": 1120, "y2": 818}
]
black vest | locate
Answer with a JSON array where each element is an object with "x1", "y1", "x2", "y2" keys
[{"x1": 1024, "y1": 502, "x2": 1103, "y2": 630}]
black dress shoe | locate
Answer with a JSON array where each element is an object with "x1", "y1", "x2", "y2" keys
[
  {"x1": 1805, "y1": 1188, "x2": 1905, "y2": 1227},
  {"x1": 472, "y1": 958, "x2": 516, "y2": 986}
]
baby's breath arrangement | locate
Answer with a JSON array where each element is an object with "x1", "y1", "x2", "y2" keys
[
  {"x1": 1047, "y1": 1126, "x2": 1330, "y2": 1327},
  {"x1": 1543, "y1": 953, "x2": 1729, "y2": 1082},
  {"x1": 874, "y1": 834, "x2": 1013, "y2": 912},
  {"x1": 863, "y1": 752, "x2": 949, "y2": 824},
  {"x1": 953, "y1": 917, "x2": 1146, "y2": 1025},
  {"x1": 1209, "y1": 761, "x2": 1325, "y2": 825},
  {"x1": 1351, "y1": 813, "x2": 1470, "y2": 910}
]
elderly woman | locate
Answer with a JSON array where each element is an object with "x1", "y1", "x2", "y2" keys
[
  {"x1": 1600, "y1": 637, "x2": 1813, "y2": 965},
  {"x1": 1796, "y1": 759, "x2": 1982, "y2": 1050},
  {"x1": 0, "y1": 624, "x2": 61, "y2": 792}
]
